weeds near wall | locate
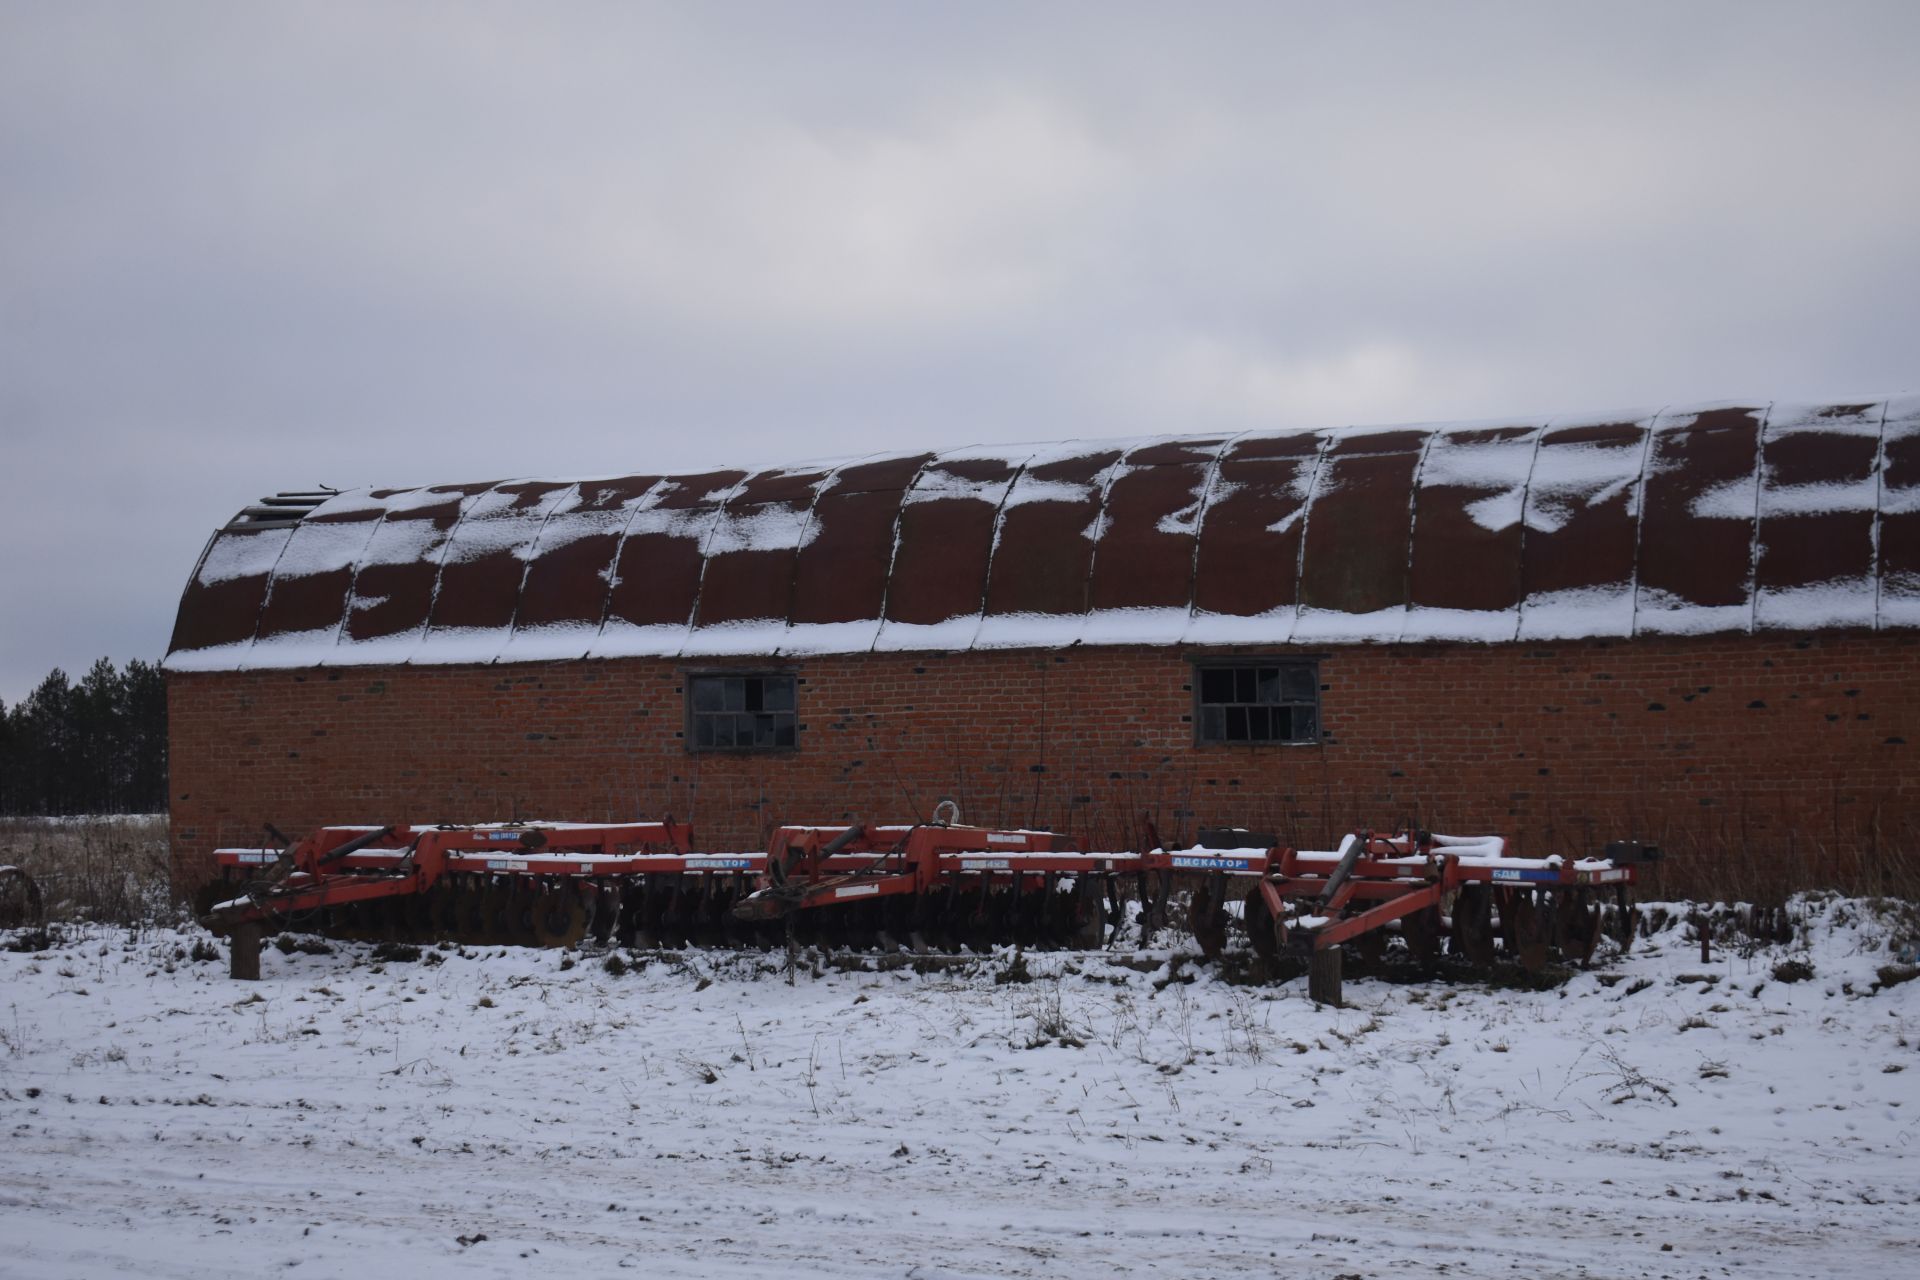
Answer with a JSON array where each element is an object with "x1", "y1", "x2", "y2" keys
[{"x1": 0, "y1": 816, "x2": 172, "y2": 927}]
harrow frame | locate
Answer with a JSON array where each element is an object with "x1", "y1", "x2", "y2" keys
[{"x1": 196, "y1": 815, "x2": 1646, "y2": 1000}]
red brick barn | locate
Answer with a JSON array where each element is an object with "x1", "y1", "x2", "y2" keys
[{"x1": 164, "y1": 397, "x2": 1920, "y2": 900}]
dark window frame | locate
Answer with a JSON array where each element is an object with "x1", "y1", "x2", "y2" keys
[
  {"x1": 683, "y1": 669, "x2": 800, "y2": 754},
  {"x1": 1189, "y1": 656, "x2": 1322, "y2": 747}
]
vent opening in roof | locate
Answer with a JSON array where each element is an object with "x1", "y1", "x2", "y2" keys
[{"x1": 224, "y1": 491, "x2": 334, "y2": 530}]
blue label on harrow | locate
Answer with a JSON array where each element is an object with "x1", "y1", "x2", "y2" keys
[
  {"x1": 1490, "y1": 867, "x2": 1557, "y2": 882},
  {"x1": 1172, "y1": 855, "x2": 1251, "y2": 870},
  {"x1": 485, "y1": 831, "x2": 522, "y2": 842},
  {"x1": 685, "y1": 857, "x2": 753, "y2": 870}
]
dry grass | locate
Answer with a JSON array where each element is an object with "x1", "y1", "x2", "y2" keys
[
  {"x1": 0, "y1": 815, "x2": 173, "y2": 926},
  {"x1": 1631, "y1": 827, "x2": 1920, "y2": 908}
]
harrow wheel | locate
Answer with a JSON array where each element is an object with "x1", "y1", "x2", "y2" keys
[
  {"x1": 1241, "y1": 886, "x2": 1285, "y2": 962},
  {"x1": 1450, "y1": 884, "x2": 1496, "y2": 967},
  {"x1": 532, "y1": 883, "x2": 589, "y2": 947},
  {"x1": 0, "y1": 867, "x2": 44, "y2": 928}
]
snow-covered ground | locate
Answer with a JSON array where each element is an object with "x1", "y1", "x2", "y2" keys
[{"x1": 1, "y1": 899, "x2": 1915, "y2": 1279}]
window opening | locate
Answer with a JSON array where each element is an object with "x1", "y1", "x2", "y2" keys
[
  {"x1": 1193, "y1": 661, "x2": 1318, "y2": 745},
  {"x1": 687, "y1": 673, "x2": 798, "y2": 751}
]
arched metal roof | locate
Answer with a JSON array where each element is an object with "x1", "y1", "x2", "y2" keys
[{"x1": 164, "y1": 396, "x2": 1920, "y2": 671}]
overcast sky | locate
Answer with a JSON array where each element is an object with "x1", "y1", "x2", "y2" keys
[{"x1": 2, "y1": 1, "x2": 1916, "y2": 703}]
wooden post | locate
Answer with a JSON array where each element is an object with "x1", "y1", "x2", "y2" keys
[
  {"x1": 229, "y1": 924, "x2": 262, "y2": 981},
  {"x1": 1308, "y1": 944, "x2": 1343, "y2": 1008}
]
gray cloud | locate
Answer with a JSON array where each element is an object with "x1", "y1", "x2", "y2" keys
[{"x1": 3, "y1": 0, "x2": 1916, "y2": 700}]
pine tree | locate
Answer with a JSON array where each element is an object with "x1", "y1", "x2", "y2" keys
[
  {"x1": 122, "y1": 660, "x2": 168, "y2": 813},
  {"x1": 0, "y1": 695, "x2": 12, "y2": 814},
  {"x1": 16, "y1": 670, "x2": 77, "y2": 814},
  {"x1": 0, "y1": 661, "x2": 169, "y2": 815}
]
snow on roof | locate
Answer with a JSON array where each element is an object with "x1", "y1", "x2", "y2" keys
[{"x1": 164, "y1": 396, "x2": 1920, "y2": 672}]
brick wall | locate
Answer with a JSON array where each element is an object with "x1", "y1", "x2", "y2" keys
[{"x1": 168, "y1": 631, "x2": 1920, "y2": 900}]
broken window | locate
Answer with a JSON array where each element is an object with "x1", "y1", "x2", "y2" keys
[
  {"x1": 687, "y1": 673, "x2": 798, "y2": 752},
  {"x1": 1193, "y1": 660, "x2": 1319, "y2": 745}
]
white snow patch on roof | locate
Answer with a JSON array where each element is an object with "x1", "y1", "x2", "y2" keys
[{"x1": 194, "y1": 527, "x2": 293, "y2": 585}]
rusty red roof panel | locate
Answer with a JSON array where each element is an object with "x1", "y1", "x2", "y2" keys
[
  {"x1": 1087, "y1": 458, "x2": 1213, "y2": 615},
  {"x1": 1878, "y1": 395, "x2": 1920, "y2": 629},
  {"x1": 880, "y1": 450, "x2": 1026, "y2": 642},
  {"x1": 601, "y1": 503, "x2": 718, "y2": 636},
  {"x1": 1753, "y1": 403, "x2": 1883, "y2": 630},
  {"x1": 1407, "y1": 424, "x2": 1537, "y2": 626},
  {"x1": 166, "y1": 526, "x2": 293, "y2": 659},
  {"x1": 689, "y1": 501, "x2": 812, "y2": 632},
  {"x1": 1296, "y1": 433, "x2": 1424, "y2": 623},
  {"x1": 817, "y1": 452, "x2": 930, "y2": 495},
  {"x1": 980, "y1": 447, "x2": 1124, "y2": 633},
  {"x1": 1190, "y1": 435, "x2": 1321, "y2": 621},
  {"x1": 1636, "y1": 405, "x2": 1764, "y2": 632},
  {"x1": 339, "y1": 486, "x2": 487, "y2": 655},
  {"x1": 791, "y1": 485, "x2": 910, "y2": 629},
  {"x1": 423, "y1": 483, "x2": 571, "y2": 646},
  {"x1": 1515, "y1": 416, "x2": 1651, "y2": 639},
  {"x1": 653, "y1": 469, "x2": 749, "y2": 509},
  {"x1": 728, "y1": 463, "x2": 837, "y2": 508},
  {"x1": 506, "y1": 477, "x2": 662, "y2": 656},
  {"x1": 250, "y1": 509, "x2": 384, "y2": 652}
]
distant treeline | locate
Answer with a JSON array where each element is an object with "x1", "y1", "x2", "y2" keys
[{"x1": 0, "y1": 659, "x2": 167, "y2": 816}]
